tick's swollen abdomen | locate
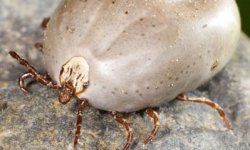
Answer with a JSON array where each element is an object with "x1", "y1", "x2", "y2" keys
[{"x1": 43, "y1": 0, "x2": 241, "y2": 112}]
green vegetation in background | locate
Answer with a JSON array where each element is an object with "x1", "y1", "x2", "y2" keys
[{"x1": 237, "y1": 0, "x2": 250, "y2": 36}]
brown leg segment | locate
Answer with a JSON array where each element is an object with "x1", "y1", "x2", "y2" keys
[
  {"x1": 144, "y1": 108, "x2": 159, "y2": 144},
  {"x1": 176, "y1": 94, "x2": 231, "y2": 129},
  {"x1": 73, "y1": 99, "x2": 88, "y2": 149},
  {"x1": 41, "y1": 17, "x2": 50, "y2": 30},
  {"x1": 9, "y1": 51, "x2": 60, "y2": 91},
  {"x1": 111, "y1": 112, "x2": 133, "y2": 150},
  {"x1": 34, "y1": 42, "x2": 44, "y2": 52},
  {"x1": 19, "y1": 72, "x2": 34, "y2": 93},
  {"x1": 34, "y1": 17, "x2": 50, "y2": 53}
]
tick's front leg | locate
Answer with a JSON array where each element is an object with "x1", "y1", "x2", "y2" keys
[
  {"x1": 73, "y1": 99, "x2": 88, "y2": 149},
  {"x1": 18, "y1": 72, "x2": 34, "y2": 93},
  {"x1": 9, "y1": 51, "x2": 60, "y2": 93}
]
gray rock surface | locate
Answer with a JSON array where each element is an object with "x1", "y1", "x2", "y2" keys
[{"x1": 0, "y1": 1, "x2": 249, "y2": 150}]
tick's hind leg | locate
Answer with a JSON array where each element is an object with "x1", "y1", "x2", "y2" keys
[
  {"x1": 144, "y1": 108, "x2": 159, "y2": 144},
  {"x1": 34, "y1": 17, "x2": 50, "y2": 52},
  {"x1": 41, "y1": 17, "x2": 50, "y2": 30},
  {"x1": 34, "y1": 42, "x2": 44, "y2": 52},
  {"x1": 9, "y1": 51, "x2": 60, "y2": 93},
  {"x1": 73, "y1": 99, "x2": 88, "y2": 149},
  {"x1": 176, "y1": 94, "x2": 231, "y2": 129},
  {"x1": 111, "y1": 112, "x2": 133, "y2": 150}
]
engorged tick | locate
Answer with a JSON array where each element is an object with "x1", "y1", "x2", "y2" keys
[{"x1": 9, "y1": 0, "x2": 241, "y2": 149}]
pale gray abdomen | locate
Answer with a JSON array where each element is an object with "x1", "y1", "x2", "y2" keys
[{"x1": 43, "y1": 0, "x2": 241, "y2": 112}]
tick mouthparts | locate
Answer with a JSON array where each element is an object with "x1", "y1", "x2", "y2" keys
[{"x1": 59, "y1": 56, "x2": 90, "y2": 95}]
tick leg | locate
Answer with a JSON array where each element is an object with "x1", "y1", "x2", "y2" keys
[
  {"x1": 144, "y1": 108, "x2": 159, "y2": 144},
  {"x1": 176, "y1": 94, "x2": 231, "y2": 129},
  {"x1": 73, "y1": 99, "x2": 88, "y2": 149},
  {"x1": 34, "y1": 42, "x2": 44, "y2": 52},
  {"x1": 19, "y1": 72, "x2": 34, "y2": 93},
  {"x1": 34, "y1": 17, "x2": 50, "y2": 52},
  {"x1": 111, "y1": 112, "x2": 133, "y2": 150},
  {"x1": 9, "y1": 51, "x2": 60, "y2": 90},
  {"x1": 41, "y1": 17, "x2": 50, "y2": 30}
]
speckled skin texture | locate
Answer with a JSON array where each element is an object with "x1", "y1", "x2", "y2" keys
[
  {"x1": 44, "y1": 0, "x2": 241, "y2": 112},
  {"x1": 0, "y1": 1, "x2": 250, "y2": 149}
]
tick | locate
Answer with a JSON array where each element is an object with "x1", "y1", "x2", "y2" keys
[{"x1": 9, "y1": 0, "x2": 241, "y2": 149}]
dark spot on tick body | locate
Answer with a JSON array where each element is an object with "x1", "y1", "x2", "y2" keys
[
  {"x1": 211, "y1": 60, "x2": 219, "y2": 71},
  {"x1": 202, "y1": 24, "x2": 208, "y2": 28},
  {"x1": 79, "y1": 0, "x2": 88, "y2": 2},
  {"x1": 66, "y1": 26, "x2": 76, "y2": 33}
]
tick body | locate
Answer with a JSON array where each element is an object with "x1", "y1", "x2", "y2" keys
[
  {"x1": 9, "y1": 0, "x2": 240, "y2": 149},
  {"x1": 43, "y1": 0, "x2": 240, "y2": 112}
]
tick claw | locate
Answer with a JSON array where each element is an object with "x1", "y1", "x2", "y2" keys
[
  {"x1": 20, "y1": 87, "x2": 29, "y2": 94},
  {"x1": 18, "y1": 72, "x2": 33, "y2": 94}
]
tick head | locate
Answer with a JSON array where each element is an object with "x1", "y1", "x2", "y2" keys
[{"x1": 58, "y1": 57, "x2": 89, "y2": 104}]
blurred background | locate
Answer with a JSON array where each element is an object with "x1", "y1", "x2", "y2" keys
[{"x1": 237, "y1": 0, "x2": 250, "y2": 36}]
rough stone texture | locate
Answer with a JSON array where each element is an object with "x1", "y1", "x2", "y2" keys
[{"x1": 0, "y1": 1, "x2": 249, "y2": 150}]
